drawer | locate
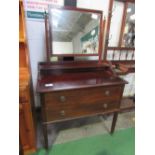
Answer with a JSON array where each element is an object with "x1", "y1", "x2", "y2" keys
[
  {"x1": 44, "y1": 101, "x2": 119, "y2": 122},
  {"x1": 44, "y1": 86, "x2": 122, "y2": 108}
]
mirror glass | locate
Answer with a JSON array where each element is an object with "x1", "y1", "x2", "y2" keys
[
  {"x1": 108, "y1": 1, "x2": 135, "y2": 47},
  {"x1": 108, "y1": 1, "x2": 124, "y2": 46},
  {"x1": 49, "y1": 7, "x2": 101, "y2": 55},
  {"x1": 121, "y1": 3, "x2": 135, "y2": 47}
]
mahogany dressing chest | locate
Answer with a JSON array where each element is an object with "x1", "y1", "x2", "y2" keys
[{"x1": 36, "y1": 6, "x2": 127, "y2": 148}]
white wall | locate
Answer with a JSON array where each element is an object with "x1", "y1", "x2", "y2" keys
[
  {"x1": 77, "y1": 0, "x2": 109, "y2": 18},
  {"x1": 26, "y1": 20, "x2": 46, "y2": 106},
  {"x1": 53, "y1": 42, "x2": 73, "y2": 54},
  {"x1": 72, "y1": 32, "x2": 82, "y2": 53},
  {"x1": 120, "y1": 73, "x2": 135, "y2": 97},
  {"x1": 108, "y1": 1, "x2": 124, "y2": 46},
  {"x1": 25, "y1": 3, "x2": 65, "y2": 107}
]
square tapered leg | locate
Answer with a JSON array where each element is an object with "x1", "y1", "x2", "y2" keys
[
  {"x1": 42, "y1": 124, "x2": 48, "y2": 149},
  {"x1": 110, "y1": 112, "x2": 118, "y2": 134}
]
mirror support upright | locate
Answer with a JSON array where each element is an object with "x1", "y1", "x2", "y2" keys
[{"x1": 44, "y1": 12, "x2": 51, "y2": 62}]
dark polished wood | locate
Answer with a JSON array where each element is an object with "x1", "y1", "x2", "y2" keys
[
  {"x1": 42, "y1": 124, "x2": 48, "y2": 149},
  {"x1": 37, "y1": 61, "x2": 127, "y2": 148},
  {"x1": 40, "y1": 93, "x2": 49, "y2": 149},
  {"x1": 44, "y1": 13, "x2": 50, "y2": 62},
  {"x1": 110, "y1": 112, "x2": 118, "y2": 134},
  {"x1": 43, "y1": 86, "x2": 122, "y2": 122},
  {"x1": 39, "y1": 5, "x2": 127, "y2": 149},
  {"x1": 107, "y1": 47, "x2": 135, "y2": 51}
]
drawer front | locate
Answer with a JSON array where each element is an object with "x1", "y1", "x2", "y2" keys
[
  {"x1": 44, "y1": 100, "x2": 119, "y2": 122},
  {"x1": 42, "y1": 86, "x2": 123, "y2": 122},
  {"x1": 44, "y1": 86, "x2": 122, "y2": 108}
]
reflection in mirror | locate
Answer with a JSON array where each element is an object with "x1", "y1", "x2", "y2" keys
[
  {"x1": 108, "y1": 1, "x2": 124, "y2": 46},
  {"x1": 122, "y1": 3, "x2": 135, "y2": 47},
  {"x1": 49, "y1": 7, "x2": 101, "y2": 55},
  {"x1": 105, "y1": 1, "x2": 135, "y2": 61}
]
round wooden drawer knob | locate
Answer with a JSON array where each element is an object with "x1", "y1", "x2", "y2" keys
[
  {"x1": 105, "y1": 90, "x2": 110, "y2": 96},
  {"x1": 60, "y1": 96, "x2": 66, "y2": 102},
  {"x1": 60, "y1": 110, "x2": 65, "y2": 116},
  {"x1": 103, "y1": 103, "x2": 108, "y2": 109}
]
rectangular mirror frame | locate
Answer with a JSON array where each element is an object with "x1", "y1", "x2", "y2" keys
[{"x1": 45, "y1": 6, "x2": 104, "y2": 63}]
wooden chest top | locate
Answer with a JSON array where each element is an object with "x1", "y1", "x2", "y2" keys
[{"x1": 37, "y1": 70, "x2": 127, "y2": 93}]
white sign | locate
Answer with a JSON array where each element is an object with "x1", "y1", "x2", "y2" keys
[{"x1": 24, "y1": 0, "x2": 64, "y2": 19}]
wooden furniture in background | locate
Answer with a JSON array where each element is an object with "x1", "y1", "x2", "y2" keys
[
  {"x1": 105, "y1": 48, "x2": 135, "y2": 111},
  {"x1": 104, "y1": 0, "x2": 135, "y2": 112},
  {"x1": 106, "y1": 47, "x2": 135, "y2": 75},
  {"x1": 19, "y1": 0, "x2": 36, "y2": 154}
]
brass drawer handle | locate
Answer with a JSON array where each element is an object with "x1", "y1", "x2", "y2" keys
[
  {"x1": 103, "y1": 103, "x2": 108, "y2": 109},
  {"x1": 105, "y1": 90, "x2": 110, "y2": 96},
  {"x1": 60, "y1": 96, "x2": 66, "y2": 102},
  {"x1": 60, "y1": 110, "x2": 65, "y2": 116}
]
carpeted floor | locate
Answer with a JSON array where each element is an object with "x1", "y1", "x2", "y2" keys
[{"x1": 32, "y1": 127, "x2": 135, "y2": 155}]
